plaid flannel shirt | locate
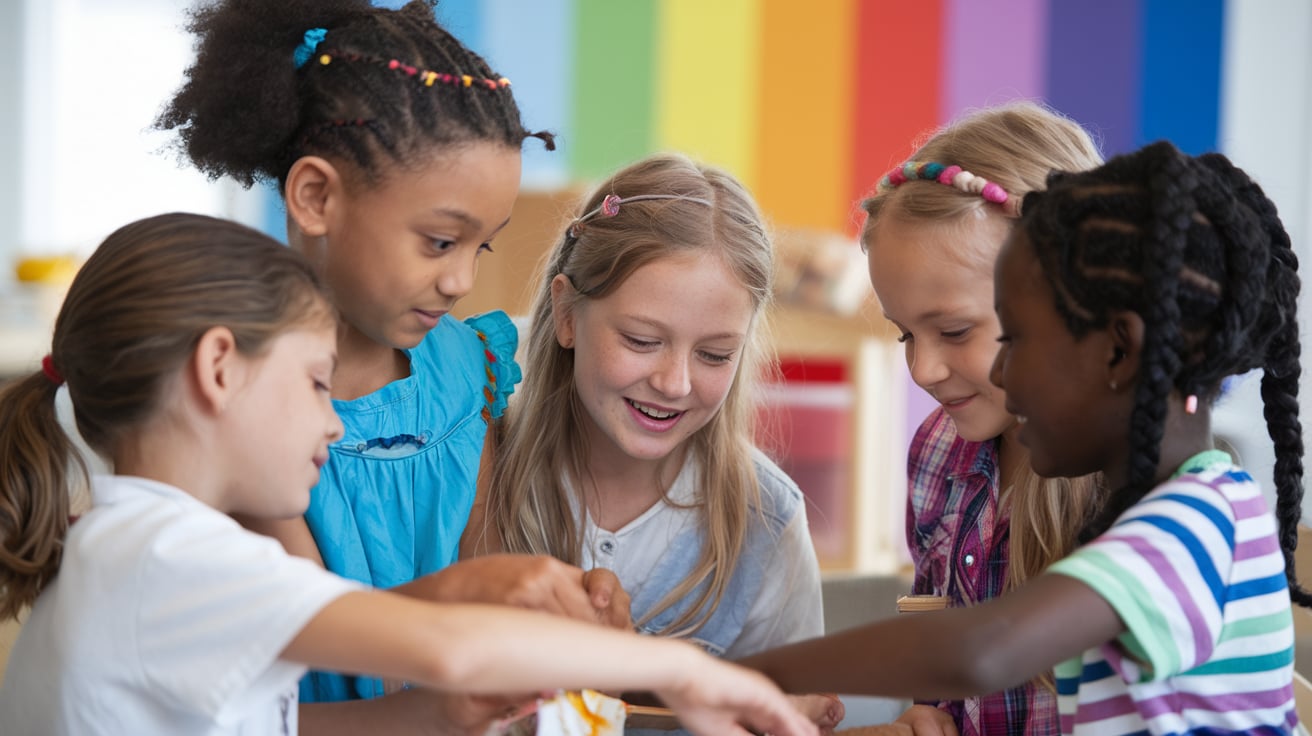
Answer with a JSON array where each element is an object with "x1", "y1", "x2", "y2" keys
[{"x1": 906, "y1": 407, "x2": 1058, "y2": 736}]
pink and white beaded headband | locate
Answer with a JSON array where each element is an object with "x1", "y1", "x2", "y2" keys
[
  {"x1": 878, "y1": 161, "x2": 1020, "y2": 216},
  {"x1": 567, "y1": 194, "x2": 712, "y2": 239}
]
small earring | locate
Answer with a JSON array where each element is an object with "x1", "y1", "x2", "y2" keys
[
  {"x1": 1185, "y1": 394, "x2": 1199, "y2": 414},
  {"x1": 1109, "y1": 380, "x2": 1117, "y2": 391}
]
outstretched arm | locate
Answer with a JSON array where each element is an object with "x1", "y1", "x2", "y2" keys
[
  {"x1": 283, "y1": 591, "x2": 818, "y2": 736},
  {"x1": 739, "y1": 574, "x2": 1123, "y2": 699}
]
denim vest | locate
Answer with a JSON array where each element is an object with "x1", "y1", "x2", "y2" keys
[{"x1": 628, "y1": 451, "x2": 806, "y2": 655}]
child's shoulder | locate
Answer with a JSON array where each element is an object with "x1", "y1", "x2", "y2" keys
[
  {"x1": 749, "y1": 447, "x2": 805, "y2": 524},
  {"x1": 414, "y1": 310, "x2": 515, "y2": 359},
  {"x1": 1129, "y1": 455, "x2": 1264, "y2": 533},
  {"x1": 408, "y1": 310, "x2": 522, "y2": 414}
]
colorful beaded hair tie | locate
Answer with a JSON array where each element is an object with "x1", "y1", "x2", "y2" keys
[
  {"x1": 878, "y1": 161, "x2": 1020, "y2": 216},
  {"x1": 567, "y1": 194, "x2": 713, "y2": 239},
  {"x1": 314, "y1": 47, "x2": 511, "y2": 91}
]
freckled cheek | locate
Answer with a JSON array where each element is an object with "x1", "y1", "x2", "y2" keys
[{"x1": 693, "y1": 370, "x2": 737, "y2": 412}]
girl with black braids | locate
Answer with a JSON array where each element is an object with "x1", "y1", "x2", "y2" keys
[
  {"x1": 740, "y1": 141, "x2": 1308, "y2": 735},
  {"x1": 155, "y1": 0, "x2": 627, "y2": 730}
]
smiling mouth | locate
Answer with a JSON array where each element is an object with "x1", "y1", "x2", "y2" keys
[{"x1": 626, "y1": 398, "x2": 682, "y2": 421}]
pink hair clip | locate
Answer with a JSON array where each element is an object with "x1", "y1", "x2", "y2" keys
[{"x1": 567, "y1": 193, "x2": 713, "y2": 240}]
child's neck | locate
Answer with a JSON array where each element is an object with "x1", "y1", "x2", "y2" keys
[
  {"x1": 581, "y1": 446, "x2": 686, "y2": 532},
  {"x1": 331, "y1": 324, "x2": 411, "y2": 401},
  {"x1": 1108, "y1": 402, "x2": 1215, "y2": 490}
]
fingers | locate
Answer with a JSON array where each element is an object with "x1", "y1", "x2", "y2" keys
[
  {"x1": 787, "y1": 693, "x2": 845, "y2": 731},
  {"x1": 893, "y1": 705, "x2": 958, "y2": 736},
  {"x1": 742, "y1": 694, "x2": 821, "y2": 736},
  {"x1": 482, "y1": 555, "x2": 597, "y2": 621},
  {"x1": 582, "y1": 567, "x2": 634, "y2": 629}
]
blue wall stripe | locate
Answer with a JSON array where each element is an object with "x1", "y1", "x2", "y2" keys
[
  {"x1": 1046, "y1": 0, "x2": 1144, "y2": 157},
  {"x1": 1138, "y1": 0, "x2": 1224, "y2": 154},
  {"x1": 479, "y1": 0, "x2": 575, "y2": 187},
  {"x1": 433, "y1": 0, "x2": 486, "y2": 55}
]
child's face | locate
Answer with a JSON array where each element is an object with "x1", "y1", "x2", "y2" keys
[
  {"x1": 555, "y1": 252, "x2": 755, "y2": 475},
  {"x1": 867, "y1": 213, "x2": 1015, "y2": 442},
  {"x1": 320, "y1": 142, "x2": 522, "y2": 350},
  {"x1": 223, "y1": 320, "x2": 344, "y2": 518},
  {"x1": 990, "y1": 232, "x2": 1125, "y2": 478}
]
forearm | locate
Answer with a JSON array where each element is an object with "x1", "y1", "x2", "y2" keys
[
  {"x1": 285, "y1": 591, "x2": 700, "y2": 695},
  {"x1": 740, "y1": 575, "x2": 1122, "y2": 700},
  {"x1": 740, "y1": 608, "x2": 1004, "y2": 698}
]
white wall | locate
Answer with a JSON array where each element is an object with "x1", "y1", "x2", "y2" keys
[
  {"x1": 0, "y1": 2, "x2": 23, "y2": 269},
  {"x1": 1216, "y1": 0, "x2": 1312, "y2": 519},
  {"x1": 15, "y1": 0, "x2": 260, "y2": 258}
]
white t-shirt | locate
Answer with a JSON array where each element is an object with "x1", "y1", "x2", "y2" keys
[{"x1": 0, "y1": 475, "x2": 361, "y2": 735}]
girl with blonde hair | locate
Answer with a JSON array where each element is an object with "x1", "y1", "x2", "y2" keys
[{"x1": 484, "y1": 153, "x2": 827, "y2": 664}]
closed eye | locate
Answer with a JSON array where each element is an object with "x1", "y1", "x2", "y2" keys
[
  {"x1": 941, "y1": 328, "x2": 971, "y2": 340},
  {"x1": 622, "y1": 334, "x2": 658, "y2": 349},
  {"x1": 698, "y1": 350, "x2": 734, "y2": 365}
]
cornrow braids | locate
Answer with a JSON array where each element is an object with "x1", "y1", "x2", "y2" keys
[
  {"x1": 1020, "y1": 140, "x2": 1310, "y2": 606},
  {"x1": 157, "y1": 0, "x2": 553, "y2": 189}
]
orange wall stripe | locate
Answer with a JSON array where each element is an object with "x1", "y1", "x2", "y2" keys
[{"x1": 756, "y1": 0, "x2": 856, "y2": 233}]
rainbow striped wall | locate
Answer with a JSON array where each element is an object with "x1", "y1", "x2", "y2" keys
[
  {"x1": 361, "y1": 1, "x2": 1312, "y2": 251},
  {"x1": 387, "y1": 0, "x2": 1241, "y2": 236}
]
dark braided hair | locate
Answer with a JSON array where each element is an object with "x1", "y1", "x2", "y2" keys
[
  {"x1": 1019, "y1": 140, "x2": 1310, "y2": 607},
  {"x1": 157, "y1": 0, "x2": 553, "y2": 189}
]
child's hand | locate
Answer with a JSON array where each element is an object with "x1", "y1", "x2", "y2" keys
[
  {"x1": 865, "y1": 705, "x2": 956, "y2": 736},
  {"x1": 788, "y1": 693, "x2": 845, "y2": 734},
  {"x1": 402, "y1": 554, "x2": 614, "y2": 624},
  {"x1": 581, "y1": 567, "x2": 633, "y2": 629},
  {"x1": 656, "y1": 656, "x2": 820, "y2": 736}
]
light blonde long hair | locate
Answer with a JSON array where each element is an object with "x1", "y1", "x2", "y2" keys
[
  {"x1": 862, "y1": 102, "x2": 1106, "y2": 592},
  {"x1": 487, "y1": 153, "x2": 774, "y2": 636}
]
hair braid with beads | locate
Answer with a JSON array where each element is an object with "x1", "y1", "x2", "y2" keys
[
  {"x1": 157, "y1": 0, "x2": 553, "y2": 190},
  {"x1": 1019, "y1": 140, "x2": 1310, "y2": 607}
]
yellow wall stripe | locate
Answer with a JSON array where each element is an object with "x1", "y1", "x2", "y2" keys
[{"x1": 655, "y1": 0, "x2": 762, "y2": 190}]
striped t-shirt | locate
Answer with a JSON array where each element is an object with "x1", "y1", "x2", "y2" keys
[{"x1": 1048, "y1": 450, "x2": 1296, "y2": 735}]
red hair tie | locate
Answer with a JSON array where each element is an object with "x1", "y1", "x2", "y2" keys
[{"x1": 41, "y1": 354, "x2": 64, "y2": 385}]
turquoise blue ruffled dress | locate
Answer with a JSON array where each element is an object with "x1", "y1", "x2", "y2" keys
[{"x1": 299, "y1": 311, "x2": 521, "y2": 703}]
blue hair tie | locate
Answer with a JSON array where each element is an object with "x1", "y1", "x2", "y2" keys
[{"x1": 293, "y1": 28, "x2": 328, "y2": 69}]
